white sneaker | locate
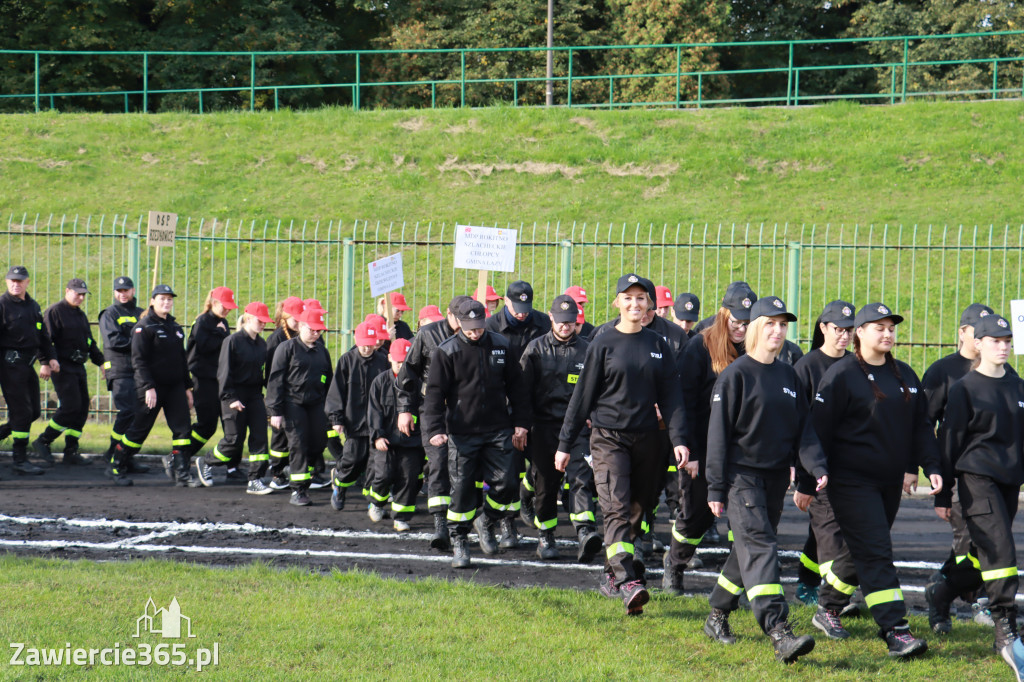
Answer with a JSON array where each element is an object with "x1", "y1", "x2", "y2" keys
[
  {"x1": 368, "y1": 504, "x2": 385, "y2": 523},
  {"x1": 394, "y1": 519, "x2": 411, "y2": 532}
]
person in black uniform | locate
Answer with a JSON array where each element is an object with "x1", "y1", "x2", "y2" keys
[
  {"x1": 98, "y1": 276, "x2": 145, "y2": 469},
  {"x1": 791, "y1": 300, "x2": 860, "y2": 638},
  {"x1": 565, "y1": 286, "x2": 595, "y2": 338},
  {"x1": 366, "y1": 338, "x2": 425, "y2": 532},
  {"x1": 520, "y1": 294, "x2": 602, "y2": 562},
  {"x1": 703, "y1": 296, "x2": 826, "y2": 663},
  {"x1": 266, "y1": 306, "x2": 332, "y2": 507},
  {"x1": 422, "y1": 298, "x2": 531, "y2": 569},
  {"x1": 265, "y1": 296, "x2": 305, "y2": 490},
  {"x1": 922, "y1": 302, "x2": 1004, "y2": 633},
  {"x1": 672, "y1": 292, "x2": 700, "y2": 337},
  {"x1": 376, "y1": 291, "x2": 415, "y2": 348},
  {"x1": 0, "y1": 265, "x2": 58, "y2": 475},
  {"x1": 327, "y1": 320, "x2": 390, "y2": 512},
  {"x1": 558, "y1": 274, "x2": 689, "y2": 617},
  {"x1": 184, "y1": 286, "x2": 237, "y2": 474},
  {"x1": 396, "y1": 295, "x2": 469, "y2": 550},
  {"x1": 33, "y1": 278, "x2": 105, "y2": 466},
  {"x1": 663, "y1": 281, "x2": 755, "y2": 595},
  {"x1": 811, "y1": 302, "x2": 943, "y2": 658},
  {"x1": 110, "y1": 284, "x2": 194, "y2": 486},
  {"x1": 195, "y1": 302, "x2": 272, "y2": 493},
  {"x1": 935, "y1": 313, "x2": 1023, "y2": 660}
]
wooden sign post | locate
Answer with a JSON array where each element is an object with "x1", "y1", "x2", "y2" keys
[{"x1": 147, "y1": 211, "x2": 177, "y2": 291}]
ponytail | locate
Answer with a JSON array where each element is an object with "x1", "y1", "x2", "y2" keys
[
  {"x1": 853, "y1": 336, "x2": 886, "y2": 401},
  {"x1": 886, "y1": 353, "x2": 912, "y2": 403},
  {"x1": 810, "y1": 315, "x2": 825, "y2": 350}
]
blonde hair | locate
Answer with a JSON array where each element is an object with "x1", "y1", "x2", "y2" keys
[
  {"x1": 198, "y1": 291, "x2": 214, "y2": 317},
  {"x1": 744, "y1": 316, "x2": 785, "y2": 359},
  {"x1": 272, "y1": 301, "x2": 296, "y2": 339}
]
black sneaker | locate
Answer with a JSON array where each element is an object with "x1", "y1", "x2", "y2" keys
[
  {"x1": 769, "y1": 621, "x2": 815, "y2": 663},
  {"x1": 473, "y1": 515, "x2": 499, "y2": 555},
  {"x1": 62, "y1": 448, "x2": 92, "y2": 467},
  {"x1": 881, "y1": 623, "x2": 928, "y2": 658},
  {"x1": 105, "y1": 464, "x2": 133, "y2": 487},
  {"x1": 269, "y1": 475, "x2": 290, "y2": 490},
  {"x1": 31, "y1": 437, "x2": 55, "y2": 467},
  {"x1": 246, "y1": 479, "x2": 273, "y2": 495},
  {"x1": 126, "y1": 459, "x2": 149, "y2": 474},
  {"x1": 225, "y1": 467, "x2": 247, "y2": 482},
  {"x1": 195, "y1": 460, "x2": 215, "y2": 487},
  {"x1": 926, "y1": 580, "x2": 954, "y2": 634},
  {"x1": 13, "y1": 458, "x2": 44, "y2": 475},
  {"x1": 308, "y1": 472, "x2": 331, "y2": 490},
  {"x1": 621, "y1": 580, "x2": 649, "y2": 616},
  {"x1": 812, "y1": 607, "x2": 851, "y2": 640},
  {"x1": 598, "y1": 572, "x2": 620, "y2": 599},
  {"x1": 662, "y1": 552, "x2": 685, "y2": 597},
  {"x1": 452, "y1": 534, "x2": 471, "y2": 569},
  {"x1": 704, "y1": 608, "x2": 737, "y2": 644},
  {"x1": 290, "y1": 490, "x2": 312, "y2": 507},
  {"x1": 330, "y1": 484, "x2": 346, "y2": 511},
  {"x1": 577, "y1": 527, "x2": 602, "y2": 564}
]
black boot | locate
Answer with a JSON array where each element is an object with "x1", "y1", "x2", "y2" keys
[
  {"x1": 172, "y1": 450, "x2": 199, "y2": 487},
  {"x1": 925, "y1": 577, "x2": 955, "y2": 634},
  {"x1": 880, "y1": 622, "x2": 927, "y2": 658},
  {"x1": 995, "y1": 609, "x2": 1020, "y2": 653},
  {"x1": 430, "y1": 512, "x2": 451, "y2": 551},
  {"x1": 662, "y1": 551, "x2": 685, "y2": 597},
  {"x1": 473, "y1": 515, "x2": 499, "y2": 555},
  {"x1": 0, "y1": 422, "x2": 11, "y2": 442},
  {"x1": 536, "y1": 529, "x2": 559, "y2": 560},
  {"x1": 31, "y1": 434, "x2": 55, "y2": 467},
  {"x1": 105, "y1": 445, "x2": 134, "y2": 486},
  {"x1": 62, "y1": 438, "x2": 92, "y2": 467},
  {"x1": 577, "y1": 525, "x2": 602, "y2": 564},
  {"x1": 103, "y1": 436, "x2": 120, "y2": 461},
  {"x1": 768, "y1": 621, "x2": 815, "y2": 663},
  {"x1": 497, "y1": 516, "x2": 520, "y2": 550},
  {"x1": 452, "y1": 533, "x2": 471, "y2": 569},
  {"x1": 12, "y1": 442, "x2": 43, "y2": 475},
  {"x1": 704, "y1": 608, "x2": 737, "y2": 644},
  {"x1": 519, "y1": 481, "x2": 535, "y2": 528}
]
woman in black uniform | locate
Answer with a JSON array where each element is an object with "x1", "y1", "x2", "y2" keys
[
  {"x1": 936, "y1": 313, "x2": 1024, "y2": 661},
  {"x1": 195, "y1": 302, "x2": 273, "y2": 493},
  {"x1": 185, "y1": 286, "x2": 237, "y2": 472},
  {"x1": 557, "y1": 273, "x2": 689, "y2": 617},
  {"x1": 265, "y1": 296, "x2": 304, "y2": 489},
  {"x1": 812, "y1": 302, "x2": 943, "y2": 658},
  {"x1": 703, "y1": 296, "x2": 826, "y2": 663}
]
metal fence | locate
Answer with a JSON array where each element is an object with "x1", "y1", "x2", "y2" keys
[
  {"x1": 2, "y1": 30, "x2": 1023, "y2": 113},
  {"x1": 3, "y1": 214, "x2": 1023, "y2": 421}
]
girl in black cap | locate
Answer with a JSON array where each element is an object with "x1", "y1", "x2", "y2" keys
[
  {"x1": 811, "y1": 302, "x2": 943, "y2": 658},
  {"x1": 663, "y1": 281, "x2": 755, "y2": 595},
  {"x1": 557, "y1": 274, "x2": 689, "y2": 617},
  {"x1": 935, "y1": 313, "x2": 1024, "y2": 660},
  {"x1": 703, "y1": 295, "x2": 826, "y2": 663}
]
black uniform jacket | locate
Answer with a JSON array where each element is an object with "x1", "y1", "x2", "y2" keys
[
  {"x1": 395, "y1": 317, "x2": 456, "y2": 414},
  {"x1": 325, "y1": 347, "x2": 390, "y2": 435},
  {"x1": 265, "y1": 336, "x2": 333, "y2": 414},
  {"x1": 43, "y1": 299, "x2": 104, "y2": 371},
  {"x1": 922, "y1": 351, "x2": 1018, "y2": 427},
  {"x1": 99, "y1": 298, "x2": 144, "y2": 380},
  {"x1": 186, "y1": 311, "x2": 231, "y2": 379},
  {"x1": 368, "y1": 370, "x2": 422, "y2": 449},
  {"x1": 484, "y1": 307, "x2": 551, "y2": 361},
  {"x1": 131, "y1": 309, "x2": 190, "y2": 390},
  {"x1": 217, "y1": 330, "x2": 267, "y2": 403},
  {"x1": 520, "y1": 331, "x2": 590, "y2": 426},
  {"x1": 591, "y1": 314, "x2": 688, "y2": 373},
  {"x1": 0, "y1": 292, "x2": 54, "y2": 362}
]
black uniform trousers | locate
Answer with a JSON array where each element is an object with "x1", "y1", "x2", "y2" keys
[
  {"x1": 667, "y1": 454, "x2": 717, "y2": 569},
  {"x1": 798, "y1": 529, "x2": 821, "y2": 587},
  {"x1": 268, "y1": 422, "x2": 290, "y2": 477},
  {"x1": 446, "y1": 429, "x2": 517, "y2": 535},
  {"x1": 122, "y1": 382, "x2": 192, "y2": 455},
  {"x1": 808, "y1": 489, "x2": 858, "y2": 612},
  {"x1": 709, "y1": 469, "x2": 790, "y2": 633},
  {"x1": 591, "y1": 427, "x2": 664, "y2": 586},
  {"x1": 47, "y1": 367, "x2": 90, "y2": 439},
  {"x1": 423, "y1": 438, "x2": 451, "y2": 514},
  {"x1": 1, "y1": 359, "x2": 41, "y2": 444},
  {"x1": 939, "y1": 484, "x2": 984, "y2": 596},
  {"x1": 109, "y1": 376, "x2": 137, "y2": 445},
  {"x1": 530, "y1": 422, "x2": 598, "y2": 532},
  {"x1": 188, "y1": 376, "x2": 220, "y2": 454},
  {"x1": 958, "y1": 472, "x2": 1019, "y2": 616},
  {"x1": 335, "y1": 435, "x2": 372, "y2": 494},
  {"x1": 283, "y1": 401, "x2": 327, "y2": 492},
  {"x1": 828, "y1": 481, "x2": 907, "y2": 630},
  {"x1": 367, "y1": 444, "x2": 425, "y2": 520},
  {"x1": 208, "y1": 387, "x2": 269, "y2": 480}
]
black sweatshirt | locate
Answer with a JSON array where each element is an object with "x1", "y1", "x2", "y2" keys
[
  {"x1": 421, "y1": 330, "x2": 530, "y2": 438},
  {"x1": 265, "y1": 337, "x2": 333, "y2": 414},
  {"x1": 558, "y1": 327, "x2": 687, "y2": 452},
  {"x1": 706, "y1": 355, "x2": 827, "y2": 504},
  {"x1": 217, "y1": 330, "x2": 267, "y2": 403},
  {"x1": 325, "y1": 347, "x2": 390, "y2": 435},
  {"x1": 811, "y1": 354, "x2": 940, "y2": 486},
  {"x1": 520, "y1": 331, "x2": 590, "y2": 425},
  {"x1": 0, "y1": 292, "x2": 54, "y2": 362},
  {"x1": 591, "y1": 314, "x2": 688, "y2": 373},
  {"x1": 264, "y1": 326, "x2": 295, "y2": 386},
  {"x1": 186, "y1": 311, "x2": 232, "y2": 379},
  {"x1": 792, "y1": 348, "x2": 847, "y2": 493},
  {"x1": 131, "y1": 309, "x2": 190, "y2": 390},
  {"x1": 395, "y1": 318, "x2": 456, "y2": 414},
  {"x1": 936, "y1": 371, "x2": 1024, "y2": 506},
  {"x1": 485, "y1": 307, "x2": 552, "y2": 361},
  {"x1": 680, "y1": 333, "x2": 745, "y2": 460},
  {"x1": 99, "y1": 298, "x2": 143, "y2": 380},
  {"x1": 42, "y1": 299, "x2": 104, "y2": 371},
  {"x1": 921, "y1": 351, "x2": 1018, "y2": 427},
  {"x1": 367, "y1": 370, "x2": 422, "y2": 449}
]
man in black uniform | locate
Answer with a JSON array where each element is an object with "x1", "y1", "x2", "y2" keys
[
  {"x1": 0, "y1": 265, "x2": 58, "y2": 475},
  {"x1": 98, "y1": 276, "x2": 146, "y2": 468},
  {"x1": 33, "y1": 278, "x2": 105, "y2": 465},
  {"x1": 672, "y1": 293, "x2": 700, "y2": 337},
  {"x1": 396, "y1": 295, "x2": 469, "y2": 550},
  {"x1": 422, "y1": 298, "x2": 531, "y2": 568}
]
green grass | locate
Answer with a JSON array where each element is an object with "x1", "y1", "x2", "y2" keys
[{"x1": 0, "y1": 556, "x2": 1007, "y2": 680}]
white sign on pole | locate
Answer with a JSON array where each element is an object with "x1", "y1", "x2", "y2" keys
[
  {"x1": 1010, "y1": 299, "x2": 1024, "y2": 354},
  {"x1": 368, "y1": 253, "x2": 405, "y2": 297},
  {"x1": 453, "y1": 225, "x2": 518, "y2": 272},
  {"x1": 147, "y1": 211, "x2": 177, "y2": 247}
]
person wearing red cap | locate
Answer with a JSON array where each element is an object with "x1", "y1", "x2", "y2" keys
[
  {"x1": 326, "y1": 320, "x2": 390, "y2": 513},
  {"x1": 473, "y1": 285, "x2": 502, "y2": 317},
  {"x1": 366, "y1": 338, "x2": 425, "y2": 531},
  {"x1": 654, "y1": 285, "x2": 674, "y2": 318},
  {"x1": 184, "y1": 286, "x2": 238, "y2": 476},
  {"x1": 376, "y1": 292, "x2": 415, "y2": 347},
  {"x1": 195, "y1": 302, "x2": 273, "y2": 493},
  {"x1": 565, "y1": 285, "x2": 594, "y2": 337},
  {"x1": 266, "y1": 307, "x2": 333, "y2": 506},
  {"x1": 417, "y1": 305, "x2": 444, "y2": 329},
  {"x1": 264, "y1": 296, "x2": 304, "y2": 489}
]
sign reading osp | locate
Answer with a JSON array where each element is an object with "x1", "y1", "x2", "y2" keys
[
  {"x1": 453, "y1": 225, "x2": 517, "y2": 272},
  {"x1": 368, "y1": 253, "x2": 405, "y2": 297},
  {"x1": 147, "y1": 212, "x2": 178, "y2": 248}
]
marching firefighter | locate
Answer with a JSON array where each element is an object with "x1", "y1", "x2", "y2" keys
[{"x1": 98, "y1": 276, "x2": 146, "y2": 470}]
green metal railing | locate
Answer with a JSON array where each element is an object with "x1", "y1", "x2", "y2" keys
[
  {"x1": 3, "y1": 213, "x2": 1023, "y2": 422},
  {"x1": 2, "y1": 31, "x2": 1022, "y2": 113}
]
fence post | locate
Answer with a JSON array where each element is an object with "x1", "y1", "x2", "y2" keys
[
  {"x1": 250, "y1": 53, "x2": 256, "y2": 111},
  {"x1": 786, "y1": 42, "x2": 794, "y2": 106},
  {"x1": 34, "y1": 52, "x2": 39, "y2": 113},
  {"x1": 461, "y1": 51, "x2": 466, "y2": 107},
  {"x1": 901, "y1": 38, "x2": 909, "y2": 103},
  {"x1": 355, "y1": 53, "x2": 361, "y2": 111},
  {"x1": 143, "y1": 53, "x2": 148, "y2": 113},
  {"x1": 786, "y1": 241, "x2": 801, "y2": 338},
  {"x1": 558, "y1": 240, "x2": 573, "y2": 292},
  {"x1": 567, "y1": 50, "x2": 573, "y2": 107},
  {"x1": 993, "y1": 60, "x2": 999, "y2": 100},
  {"x1": 675, "y1": 45, "x2": 681, "y2": 108},
  {"x1": 341, "y1": 237, "x2": 355, "y2": 351},
  {"x1": 127, "y1": 232, "x2": 141, "y2": 289}
]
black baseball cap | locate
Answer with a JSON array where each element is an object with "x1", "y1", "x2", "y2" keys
[
  {"x1": 550, "y1": 294, "x2": 579, "y2": 324},
  {"x1": 820, "y1": 300, "x2": 855, "y2": 328},
  {"x1": 615, "y1": 273, "x2": 656, "y2": 301},
  {"x1": 66, "y1": 278, "x2": 89, "y2": 294},
  {"x1": 854, "y1": 302, "x2": 904, "y2": 327},
  {"x1": 722, "y1": 281, "x2": 757, "y2": 322},
  {"x1": 447, "y1": 294, "x2": 473, "y2": 315},
  {"x1": 750, "y1": 295, "x2": 797, "y2": 322},
  {"x1": 960, "y1": 303, "x2": 994, "y2": 328},
  {"x1": 113, "y1": 276, "x2": 134, "y2": 290},
  {"x1": 5, "y1": 265, "x2": 28, "y2": 281},
  {"x1": 151, "y1": 284, "x2": 177, "y2": 298},
  {"x1": 455, "y1": 299, "x2": 487, "y2": 330},
  {"x1": 506, "y1": 281, "x2": 534, "y2": 314},
  {"x1": 673, "y1": 293, "x2": 700, "y2": 321},
  {"x1": 974, "y1": 313, "x2": 1012, "y2": 339}
]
